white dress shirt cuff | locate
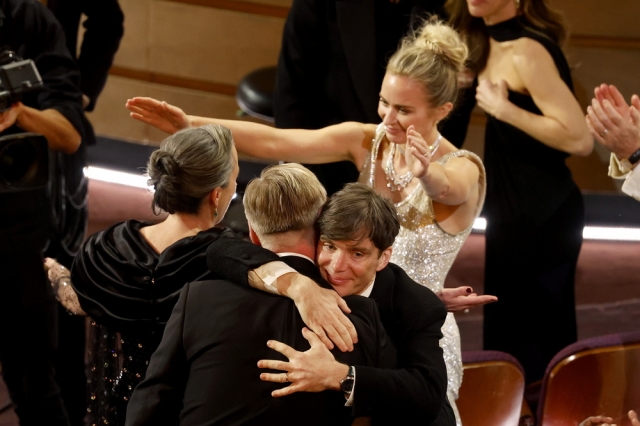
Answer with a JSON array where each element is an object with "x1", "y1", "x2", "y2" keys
[
  {"x1": 622, "y1": 168, "x2": 640, "y2": 201},
  {"x1": 254, "y1": 262, "x2": 297, "y2": 295},
  {"x1": 608, "y1": 153, "x2": 640, "y2": 201},
  {"x1": 609, "y1": 152, "x2": 632, "y2": 178}
]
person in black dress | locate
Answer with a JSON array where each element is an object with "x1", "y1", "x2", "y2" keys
[
  {"x1": 446, "y1": 0, "x2": 593, "y2": 384},
  {"x1": 45, "y1": 125, "x2": 281, "y2": 424}
]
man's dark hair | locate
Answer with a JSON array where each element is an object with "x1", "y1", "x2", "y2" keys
[{"x1": 318, "y1": 183, "x2": 400, "y2": 253}]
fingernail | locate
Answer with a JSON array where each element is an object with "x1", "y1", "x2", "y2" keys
[
  {"x1": 466, "y1": 288, "x2": 472, "y2": 294},
  {"x1": 267, "y1": 341, "x2": 273, "y2": 347}
]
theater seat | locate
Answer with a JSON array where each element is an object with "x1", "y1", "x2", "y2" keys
[
  {"x1": 537, "y1": 330, "x2": 640, "y2": 426},
  {"x1": 235, "y1": 66, "x2": 276, "y2": 122},
  {"x1": 457, "y1": 350, "x2": 525, "y2": 426}
]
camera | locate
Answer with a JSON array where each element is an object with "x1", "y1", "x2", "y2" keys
[
  {"x1": 0, "y1": 49, "x2": 43, "y2": 111},
  {"x1": 0, "y1": 50, "x2": 48, "y2": 192},
  {"x1": 0, "y1": 132, "x2": 49, "y2": 192}
]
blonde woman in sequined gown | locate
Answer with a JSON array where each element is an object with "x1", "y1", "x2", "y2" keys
[{"x1": 126, "y1": 20, "x2": 486, "y2": 425}]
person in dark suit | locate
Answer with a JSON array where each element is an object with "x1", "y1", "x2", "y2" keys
[
  {"x1": 125, "y1": 164, "x2": 396, "y2": 426},
  {"x1": 47, "y1": 0, "x2": 124, "y2": 111},
  {"x1": 274, "y1": 0, "x2": 473, "y2": 195},
  {"x1": 207, "y1": 183, "x2": 454, "y2": 426}
]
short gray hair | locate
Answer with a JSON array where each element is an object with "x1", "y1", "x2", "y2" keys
[{"x1": 244, "y1": 163, "x2": 326, "y2": 235}]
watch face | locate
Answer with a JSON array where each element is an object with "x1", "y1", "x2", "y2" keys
[{"x1": 341, "y1": 377, "x2": 355, "y2": 393}]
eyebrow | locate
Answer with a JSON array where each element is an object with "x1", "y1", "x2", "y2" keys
[{"x1": 378, "y1": 95, "x2": 414, "y2": 110}]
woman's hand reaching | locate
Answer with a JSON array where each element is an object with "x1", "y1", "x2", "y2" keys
[{"x1": 126, "y1": 97, "x2": 191, "y2": 134}]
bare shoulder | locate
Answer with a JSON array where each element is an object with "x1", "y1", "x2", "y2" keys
[
  {"x1": 511, "y1": 38, "x2": 555, "y2": 69},
  {"x1": 439, "y1": 141, "x2": 481, "y2": 175}
]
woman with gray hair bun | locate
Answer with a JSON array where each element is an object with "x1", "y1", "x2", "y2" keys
[{"x1": 45, "y1": 124, "x2": 248, "y2": 425}]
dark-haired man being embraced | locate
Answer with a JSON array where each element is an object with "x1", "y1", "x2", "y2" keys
[
  {"x1": 125, "y1": 164, "x2": 396, "y2": 426},
  {"x1": 208, "y1": 182, "x2": 454, "y2": 425}
]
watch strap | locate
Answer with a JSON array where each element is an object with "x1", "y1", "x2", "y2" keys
[
  {"x1": 340, "y1": 365, "x2": 355, "y2": 399},
  {"x1": 628, "y1": 147, "x2": 640, "y2": 165}
]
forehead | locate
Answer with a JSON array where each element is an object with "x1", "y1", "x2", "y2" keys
[
  {"x1": 320, "y1": 235, "x2": 377, "y2": 252},
  {"x1": 380, "y1": 73, "x2": 429, "y2": 105}
]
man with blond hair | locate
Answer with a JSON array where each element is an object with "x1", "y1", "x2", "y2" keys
[{"x1": 125, "y1": 164, "x2": 395, "y2": 426}]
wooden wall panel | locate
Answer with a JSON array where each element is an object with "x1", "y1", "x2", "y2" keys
[
  {"x1": 148, "y1": 1, "x2": 283, "y2": 85},
  {"x1": 556, "y1": 0, "x2": 640, "y2": 39}
]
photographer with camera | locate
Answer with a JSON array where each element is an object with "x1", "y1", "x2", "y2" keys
[{"x1": 0, "y1": 1, "x2": 95, "y2": 425}]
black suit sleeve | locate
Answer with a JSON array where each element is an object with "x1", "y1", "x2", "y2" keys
[
  {"x1": 125, "y1": 284, "x2": 192, "y2": 426},
  {"x1": 353, "y1": 270, "x2": 448, "y2": 423},
  {"x1": 341, "y1": 296, "x2": 397, "y2": 372},
  {"x1": 273, "y1": 0, "x2": 327, "y2": 129},
  {"x1": 205, "y1": 233, "x2": 281, "y2": 287}
]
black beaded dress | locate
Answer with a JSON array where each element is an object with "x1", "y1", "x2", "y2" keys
[
  {"x1": 71, "y1": 220, "x2": 230, "y2": 425},
  {"x1": 480, "y1": 17, "x2": 584, "y2": 383}
]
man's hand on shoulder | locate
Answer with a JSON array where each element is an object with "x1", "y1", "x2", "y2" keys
[
  {"x1": 287, "y1": 274, "x2": 358, "y2": 352},
  {"x1": 258, "y1": 327, "x2": 349, "y2": 397}
]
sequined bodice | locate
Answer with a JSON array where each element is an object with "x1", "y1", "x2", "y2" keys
[
  {"x1": 359, "y1": 124, "x2": 486, "y2": 292},
  {"x1": 359, "y1": 125, "x2": 485, "y2": 425}
]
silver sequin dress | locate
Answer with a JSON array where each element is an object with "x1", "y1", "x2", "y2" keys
[{"x1": 359, "y1": 124, "x2": 486, "y2": 426}]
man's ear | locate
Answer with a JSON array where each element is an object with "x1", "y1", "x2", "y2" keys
[
  {"x1": 375, "y1": 247, "x2": 392, "y2": 272},
  {"x1": 248, "y1": 223, "x2": 262, "y2": 246}
]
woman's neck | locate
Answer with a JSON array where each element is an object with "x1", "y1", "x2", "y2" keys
[
  {"x1": 140, "y1": 212, "x2": 215, "y2": 254},
  {"x1": 482, "y1": 7, "x2": 517, "y2": 26}
]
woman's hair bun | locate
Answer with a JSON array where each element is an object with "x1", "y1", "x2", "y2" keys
[{"x1": 415, "y1": 19, "x2": 468, "y2": 73}]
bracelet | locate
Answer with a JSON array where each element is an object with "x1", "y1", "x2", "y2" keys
[{"x1": 628, "y1": 147, "x2": 640, "y2": 165}]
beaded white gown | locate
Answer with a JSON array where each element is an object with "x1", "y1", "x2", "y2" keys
[{"x1": 359, "y1": 124, "x2": 486, "y2": 426}]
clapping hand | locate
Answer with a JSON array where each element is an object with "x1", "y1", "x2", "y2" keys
[
  {"x1": 580, "y1": 410, "x2": 639, "y2": 426},
  {"x1": 586, "y1": 84, "x2": 640, "y2": 159}
]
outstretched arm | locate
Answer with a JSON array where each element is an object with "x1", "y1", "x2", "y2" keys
[{"x1": 126, "y1": 97, "x2": 371, "y2": 166}]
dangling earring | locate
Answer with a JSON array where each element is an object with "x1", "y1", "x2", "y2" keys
[
  {"x1": 515, "y1": 0, "x2": 521, "y2": 8},
  {"x1": 214, "y1": 209, "x2": 218, "y2": 218}
]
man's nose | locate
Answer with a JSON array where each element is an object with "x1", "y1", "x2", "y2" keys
[{"x1": 330, "y1": 251, "x2": 348, "y2": 272}]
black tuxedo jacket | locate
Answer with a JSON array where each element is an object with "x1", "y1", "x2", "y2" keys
[
  {"x1": 206, "y1": 238, "x2": 454, "y2": 426},
  {"x1": 125, "y1": 256, "x2": 395, "y2": 426}
]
